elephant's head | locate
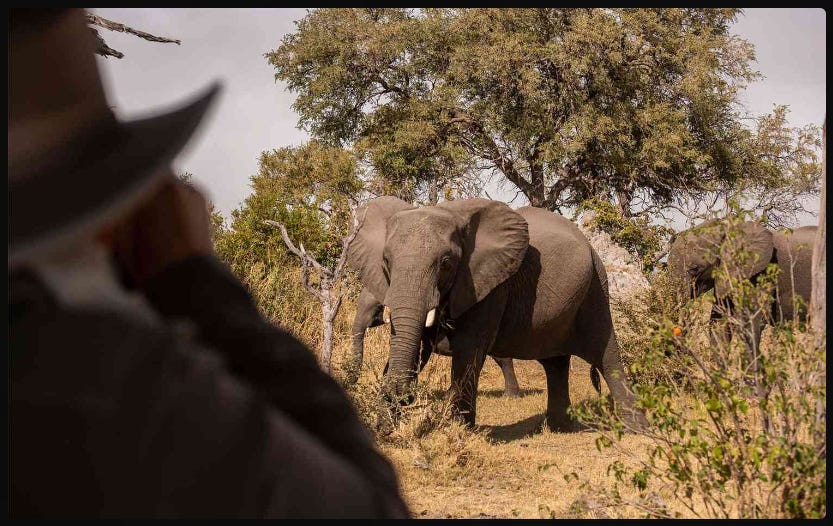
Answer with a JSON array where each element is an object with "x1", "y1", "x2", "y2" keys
[
  {"x1": 666, "y1": 219, "x2": 774, "y2": 303},
  {"x1": 348, "y1": 196, "x2": 529, "y2": 406}
]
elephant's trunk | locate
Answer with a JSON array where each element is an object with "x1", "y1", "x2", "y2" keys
[
  {"x1": 384, "y1": 303, "x2": 428, "y2": 401},
  {"x1": 667, "y1": 256, "x2": 696, "y2": 304},
  {"x1": 383, "y1": 271, "x2": 440, "y2": 405}
]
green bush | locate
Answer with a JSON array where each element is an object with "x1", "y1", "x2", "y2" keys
[
  {"x1": 578, "y1": 198, "x2": 674, "y2": 274},
  {"x1": 610, "y1": 270, "x2": 713, "y2": 388}
]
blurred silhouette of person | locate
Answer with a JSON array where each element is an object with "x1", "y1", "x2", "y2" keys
[{"x1": 9, "y1": 9, "x2": 409, "y2": 519}]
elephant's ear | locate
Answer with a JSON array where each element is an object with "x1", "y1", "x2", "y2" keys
[
  {"x1": 348, "y1": 196, "x2": 416, "y2": 304},
  {"x1": 670, "y1": 220, "x2": 724, "y2": 278},
  {"x1": 715, "y1": 221, "x2": 774, "y2": 298},
  {"x1": 438, "y1": 199, "x2": 529, "y2": 318}
]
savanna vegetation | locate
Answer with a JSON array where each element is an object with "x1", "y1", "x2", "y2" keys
[{"x1": 206, "y1": 8, "x2": 824, "y2": 518}]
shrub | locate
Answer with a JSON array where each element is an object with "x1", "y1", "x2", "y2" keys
[
  {"x1": 610, "y1": 270, "x2": 712, "y2": 388},
  {"x1": 578, "y1": 198, "x2": 674, "y2": 274}
]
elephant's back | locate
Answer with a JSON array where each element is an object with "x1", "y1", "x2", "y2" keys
[
  {"x1": 517, "y1": 207, "x2": 592, "y2": 250},
  {"x1": 491, "y1": 207, "x2": 593, "y2": 359},
  {"x1": 517, "y1": 207, "x2": 594, "y2": 274},
  {"x1": 772, "y1": 226, "x2": 816, "y2": 320}
]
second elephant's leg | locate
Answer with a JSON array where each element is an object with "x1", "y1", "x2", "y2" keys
[
  {"x1": 492, "y1": 356, "x2": 521, "y2": 398},
  {"x1": 349, "y1": 289, "x2": 385, "y2": 384},
  {"x1": 538, "y1": 355, "x2": 572, "y2": 431}
]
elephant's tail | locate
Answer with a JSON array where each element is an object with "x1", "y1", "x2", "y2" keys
[{"x1": 590, "y1": 365, "x2": 602, "y2": 394}]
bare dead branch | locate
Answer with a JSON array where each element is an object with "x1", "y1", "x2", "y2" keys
[
  {"x1": 298, "y1": 255, "x2": 325, "y2": 302},
  {"x1": 88, "y1": 27, "x2": 123, "y2": 58},
  {"x1": 86, "y1": 14, "x2": 181, "y2": 45},
  {"x1": 86, "y1": 13, "x2": 180, "y2": 59},
  {"x1": 263, "y1": 219, "x2": 333, "y2": 278}
]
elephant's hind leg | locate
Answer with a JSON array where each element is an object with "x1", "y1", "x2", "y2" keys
[
  {"x1": 582, "y1": 321, "x2": 646, "y2": 430},
  {"x1": 577, "y1": 252, "x2": 647, "y2": 430},
  {"x1": 539, "y1": 355, "x2": 572, "y2": 432},
  {"x1": 492, "y1": 356, "x2": 521, "y2": 398}
]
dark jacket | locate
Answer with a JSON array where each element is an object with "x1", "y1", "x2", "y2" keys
[{"x1": 9, "y1": 256, "x2": 409, "y2": 519}]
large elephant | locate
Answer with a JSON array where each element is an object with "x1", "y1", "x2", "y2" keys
[
  {"x1": 666, "y1": 219, "x2": 816, "y2": 348},
  {"x1": 347, "y1": 196, "x2": 642, "y2": 432}
]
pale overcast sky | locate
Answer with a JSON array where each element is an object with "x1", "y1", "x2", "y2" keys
[{"x1": 91, "y1": 8, "x2": 826, "y2": 228}]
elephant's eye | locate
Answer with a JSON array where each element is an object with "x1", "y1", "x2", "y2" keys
[{"x1": 440, "y1": 255, "x2": 452, "y2": 268}]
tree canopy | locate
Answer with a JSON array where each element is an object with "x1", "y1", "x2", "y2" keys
[
  {"x1": 217, "y1": 141, "x2": 364, "y2": 269},
  {"x1": 269, "y1": 8, "x2": 821, "y2": 222}
]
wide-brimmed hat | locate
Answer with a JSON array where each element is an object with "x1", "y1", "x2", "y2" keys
[{"x1": 9, "y1": 8, "x2": 221, "y2": 268}]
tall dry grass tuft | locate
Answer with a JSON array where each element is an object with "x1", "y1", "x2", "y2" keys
[{"x1": 234, "y1": 260, "x2": 360, "y2": 375}]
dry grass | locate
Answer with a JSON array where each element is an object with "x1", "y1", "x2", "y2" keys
[{"x1": 332, "y1": 326, "x2": 661, "y2": 519}]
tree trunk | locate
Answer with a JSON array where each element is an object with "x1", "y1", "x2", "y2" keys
[
  {"x1": 320, "y1": 289, "x2": 335, "y2": 373},
  {"x1": 811, "y1": 119, "x2": 825, "y2": 345},
  {"x1": 528, "y1": 158, "x2": 546, "y2": 208},
  {"x1": 529, "y1": 193, "x2": 546, "y2": 208},
  {"x1": 615, "y1": 189, "x2": 633, "y2": 217},
  {"x1": 428, "y1": 177, "x2": 439, "y2": 205}
]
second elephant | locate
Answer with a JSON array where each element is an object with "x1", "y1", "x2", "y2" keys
[{"x1": 667, "y1": 219, "x2": 816, "y2": 349}]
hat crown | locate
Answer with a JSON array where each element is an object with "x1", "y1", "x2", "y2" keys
[{"x1": 9, "y1": 9, "x2": 115, "y2": 180}]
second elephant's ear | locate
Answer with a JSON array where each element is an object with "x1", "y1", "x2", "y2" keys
[
  {"x1": 438, "y1": 199, "x2": 529, "y2": 318},
  {"x1": 348, "y1": 196, "x2": 416, "y2": 303},
  {"x1": 715, "y1": 221, "x2": 774, "y2": 298}
]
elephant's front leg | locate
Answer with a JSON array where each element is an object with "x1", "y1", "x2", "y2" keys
[
  {"x1": 447, "y1": 294, "x2": 505, "y2": 427},
  {"x1": 349, "y1": 288, "x2": 385, "y2": 385},
  {"x1": 450, "y1": 343, "x2": 488, "y2": 427}
]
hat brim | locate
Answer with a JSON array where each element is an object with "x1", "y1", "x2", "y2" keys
[{"x1": 9, "y1": 83, "x2": 221, "y2": 268}]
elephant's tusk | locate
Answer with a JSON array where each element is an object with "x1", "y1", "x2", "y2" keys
[
  {"x1": 383, "y1": 305, "x2": 391, "y2": 324},
  {"x1": 425, "y1": 308, "x2": 437, "y2": 328}
]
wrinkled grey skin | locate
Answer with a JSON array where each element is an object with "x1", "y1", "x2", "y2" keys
[
  {"x1": 348, "y1": 197, "x2": 643, "y2": 432},
  {"x1": 666, "y1": 220, "x2": 816, "y2": 348},
  {"x1": 349, "y1": 288, "x2": 522, "y2": 397}
]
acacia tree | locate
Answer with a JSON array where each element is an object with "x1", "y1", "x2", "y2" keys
[
  {"x1": 269, "y1": 8, "x2": 821, "y2": 220},
  {"x1": 659, "y1": 106, "x2": 822, "y2": 229}
]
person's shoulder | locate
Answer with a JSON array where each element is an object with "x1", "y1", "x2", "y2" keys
[{"x1": 11, "y1": 300, "x2": 223, "y2": 410}]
